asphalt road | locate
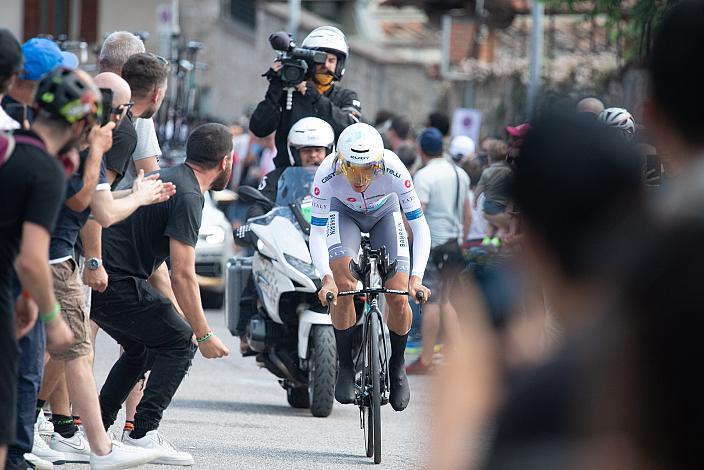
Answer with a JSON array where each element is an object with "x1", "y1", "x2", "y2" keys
[{"x1": 70, "y1": 308, "x2": 432, "y2": 469}]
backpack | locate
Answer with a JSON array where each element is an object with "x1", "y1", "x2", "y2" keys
[{"x1": 0, "y1": 132, "x2": 47, "y2": 169}]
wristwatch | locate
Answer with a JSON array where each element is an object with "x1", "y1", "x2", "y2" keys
[{"x1": 86, "y1": 257, "x2": 102, "y2": 271}]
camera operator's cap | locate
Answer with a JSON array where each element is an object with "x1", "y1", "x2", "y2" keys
[
  {"x1": 20, "y1": 38, "x2": 78, "y2": 81},
  {"x1": 449, "y1": 135, "x2": 475, "y2": 161},
  {"x1": 418, "y1": 127, "x2": 444, "y2": 156}
]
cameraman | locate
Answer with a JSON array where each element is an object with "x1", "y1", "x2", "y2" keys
[{"x1": 249, "y1": 26, "x2": 361, "y2": 169}]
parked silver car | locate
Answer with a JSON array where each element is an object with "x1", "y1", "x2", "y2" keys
[{"x1": 195, "y1": 191, "x2": 235, "y2": 307}]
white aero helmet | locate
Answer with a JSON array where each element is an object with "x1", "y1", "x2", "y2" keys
[
  {"x1": 336, "y1": 123, "x2": 385, "y2": 187},
  {"x1": 449, "y1": 135, "x2": 476, "y2": 162},
  {"x1": 598, "y1": 107, "x2": 636, "y2": 138},
  {"x1": 287, "y1": 117, "x2": 335, "y2": 166},
  {"x1": 301, "y1": 26, "x2": 348, "y2": 80}
]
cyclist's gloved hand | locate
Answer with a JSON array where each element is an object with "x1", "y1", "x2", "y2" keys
[
  {"x1": 319, "y1": 274, "x2": 338, "y2": 307},
  {"x1": 409, "y1": 275, "x2": 430, "y2": 304}
]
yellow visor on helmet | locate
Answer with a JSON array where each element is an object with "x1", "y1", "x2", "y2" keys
[{"x1": 337, "y1": 155, "x2": 384, "y2": 187}]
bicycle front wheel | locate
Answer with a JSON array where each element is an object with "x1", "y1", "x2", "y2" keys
[{"x1": 370, "y1": 308, "x2": 382, "y2": 464}]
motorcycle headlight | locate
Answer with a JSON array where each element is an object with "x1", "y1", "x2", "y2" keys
[
  {"x1": 199, "y1": 226, "x2": 226, "y2": 245},
  {"x1": 284, "y1": 253, "x2": 317, "y2": 279}
]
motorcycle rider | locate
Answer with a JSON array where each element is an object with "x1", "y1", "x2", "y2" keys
[
  {"x1": 311, "y1": 123, "x2": 432, "y2": 411},
  {"x1": 237, "y1": 117, "x2": 336, "y2": 355},
  {"x1": 249, "y1": 26, "x2": 361, "y2": 169}
]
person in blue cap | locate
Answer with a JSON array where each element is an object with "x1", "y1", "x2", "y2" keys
[{"x1": 1, "y1": 37, "x2": 78, "y2": 128}]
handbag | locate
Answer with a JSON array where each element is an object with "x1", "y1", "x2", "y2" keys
[{"x1": 430, "y1": 162, "x2": 466, "y2": 275}]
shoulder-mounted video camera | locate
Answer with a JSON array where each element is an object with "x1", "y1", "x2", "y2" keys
[{"x1": 269, "y1": 31, "x2": 327, "y2": 88}]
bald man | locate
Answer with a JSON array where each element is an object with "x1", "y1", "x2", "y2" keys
[
  {"x1": 35, "y1": 70, "x2": 174, "y2": 465},
  {"x1": 94, "y1": 72, "x2": 132, "y2": 118},
  {"x1": 577, "y1": 97, "x2": 605, "y2": 116}
]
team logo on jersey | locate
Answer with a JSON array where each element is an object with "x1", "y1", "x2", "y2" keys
[
  {"x1": 314, "y1": 186, "x2": 320, "y2": 196},
  {"x1": 347, "y1": 197, "x2": 357, "y2": 203},
  {"x1": 386, "y1": 167, "x2": 400, "y2": 178},
  {"x1": 404, "y1": 179, "x2": 412, "y2": 188},
  {"x1": 327, "y1": 212, "x2": 340, "y2": 246},
  {"x1": 321, "y1": 171, "x2": 336, "y2": 183}
]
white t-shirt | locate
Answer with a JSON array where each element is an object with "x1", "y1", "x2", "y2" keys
[
  {"x1": 413, "y1": 157, "x2": 470, "y2": 247},
  {"x1": 0, "y1": 105, "x2": 20, "y2": 131},
  {"x1": 467, "y1": 192, "x2": 489, "y2": 240},
  {"x1": 116, "y1": 117, "x2": 161, "y2": 189}
]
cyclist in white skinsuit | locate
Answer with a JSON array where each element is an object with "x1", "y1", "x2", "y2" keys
[{"x1": 310, "y1": 123, "x2": 431, "y2": 411}]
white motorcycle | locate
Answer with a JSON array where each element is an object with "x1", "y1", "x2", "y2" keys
[{"x1": 225, "y1": 167, "x2": 336, "y2": 417}]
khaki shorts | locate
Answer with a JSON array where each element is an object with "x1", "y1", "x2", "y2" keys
[{"x1": 50, "y1": 258, "x2": 92, "y2": 360}]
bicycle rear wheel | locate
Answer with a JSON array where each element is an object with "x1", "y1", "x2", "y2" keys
[{"x1": 370, "y1": 308, "x2": 382, "y2": 464}]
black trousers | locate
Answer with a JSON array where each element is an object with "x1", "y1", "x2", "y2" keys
[
  {"x1": 91, "y1": 277, "x2": 196, "y2": 433},
  {"x1": 0, "y1": 300, "x2": 18, "y2": 445}
]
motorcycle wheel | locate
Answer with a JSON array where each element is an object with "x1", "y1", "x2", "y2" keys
[
  {"x1": 286, "y1": 386, "x2": 310, "y2": 409},
  {"x1": 308, "y1": 325, "x2": 336, "y2": 417}
]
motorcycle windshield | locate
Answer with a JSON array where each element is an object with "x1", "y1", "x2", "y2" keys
[
  {"x1": 275, "y1": 167, "x2": 316, "y2": 207},
  {"x1": 250, "y1": 167, "x2": 316, "y2": 229}
]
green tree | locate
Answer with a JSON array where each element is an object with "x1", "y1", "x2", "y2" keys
[{"x1": 542, "y1": 0, "x2": 678, "y2": 63}]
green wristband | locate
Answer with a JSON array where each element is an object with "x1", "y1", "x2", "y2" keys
[
  {"x1": 197, "y1": 331, "x2": 213, "y2": 344},
  {"x1": 40, "y1": 303, "x2": 60, "y2": 323}
]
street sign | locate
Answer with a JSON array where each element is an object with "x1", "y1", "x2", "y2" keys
[{"x1": 451, "y1": 108, "x2": 482, "y2": 144}]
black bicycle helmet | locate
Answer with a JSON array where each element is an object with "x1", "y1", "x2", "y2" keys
[{"x1": 34, "y1": 67, "x2": 102, "y2": 126}]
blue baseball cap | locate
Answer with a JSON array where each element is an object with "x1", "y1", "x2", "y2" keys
[
  {"x1": 20, "y1": 38, "x2": 78, "y2": 81},
  {"x1": 418, "y1": 127, "x2": 444, "y2": 156}
]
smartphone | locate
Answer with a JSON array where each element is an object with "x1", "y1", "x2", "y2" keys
[{"x1": 99, "y1": 88, "x2": 114, "y2": 126}]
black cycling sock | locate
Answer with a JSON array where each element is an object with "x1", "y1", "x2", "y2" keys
[
  {"x1": 389, "y1": 331, "x2": 408, "y2": 370},
  {"x1": 35, "y1": 399, "x2": 46, "y2": 419},
  {"x1": 130, "y1": 418, "x2": 158, "y2": 440},
  {"x1": 129, "y1": 428, "x2": 147, "y2": 440},
  {"x1": 334, "y1": 326, "x2": 355, "y2": 369},
  {"x1": 52, "y1": 414, "x2": 78, "y2": 438}
]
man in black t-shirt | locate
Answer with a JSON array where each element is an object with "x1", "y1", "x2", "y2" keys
[
  {"x1": 91, "y1": 123, "x2": 232, "y2": 465},
  {"x1": 95, "y1": 71, "x2": 138, "y2": 190}
]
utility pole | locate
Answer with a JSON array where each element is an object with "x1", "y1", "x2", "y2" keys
[
  {"x1": 527, "y1": 0, "x2": 544, "y2": 119},
  {"x1": 288, "y1": 0, "x2": 301, "y2": 40}
]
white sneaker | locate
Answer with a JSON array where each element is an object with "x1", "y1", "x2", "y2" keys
[
  {"x1": 35, "y1": 412, "x2": 54, "y2": 437},
  {"x1": 90, "y1": 441, "x2": 162, "y2": 470},
  {"x1": 31, "y1": 432, "x2": 66, "y2": 464},
  {"x1": 123, "y1": 430, "x2": 194, "y2": 466},
  {"x1": 49, "y1": 431, "x2": 90, "y2": 463},
  {"x1": 23, "y1": 453, "x2": 54, "y2": 470}
]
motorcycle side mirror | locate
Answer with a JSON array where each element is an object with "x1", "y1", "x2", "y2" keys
[{"x1": 237, "y1": 185, "x2": 275, "y2": 208}]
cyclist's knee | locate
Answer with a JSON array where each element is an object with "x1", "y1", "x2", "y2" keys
[
  {"x1": 331, "y1": 257, "x2": 356, "y2": 291},
  {"x1": 336, "y1": 277, "x2": 357, "y2": 293},
  {"x1": 385, "y1": 294, "x2": 408, "y2": 313}
]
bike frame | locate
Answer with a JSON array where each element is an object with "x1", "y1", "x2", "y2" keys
[{"x1": 335, "y1": 236, "x2": 421, "y2": 464}]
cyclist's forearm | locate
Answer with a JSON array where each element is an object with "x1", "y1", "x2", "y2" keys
[
  {"x1": 310, "y1": 224, "x2": 332, "y2": 278},
  {"x1": 408, "y1": 216, "x2": 431, "y2": 281}
]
